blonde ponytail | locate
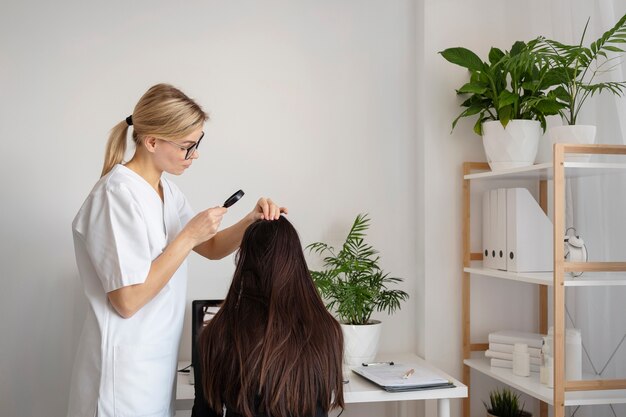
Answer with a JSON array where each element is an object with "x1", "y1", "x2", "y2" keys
[
  {"x1": 100, "y1": 83, "x2": 208, "y2": 177},
  {"x1": 101, "y1": 121, "x2": 130, "y2": 177}
]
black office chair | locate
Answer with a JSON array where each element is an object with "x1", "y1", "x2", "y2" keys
[
  {"x1": 191, "y1": 300, "x2": 223, "y2": 417},
  {"x1": 191, "y1": 299, "x2": 223, "y2": 369}
]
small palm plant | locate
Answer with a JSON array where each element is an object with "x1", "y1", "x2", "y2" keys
[
  {"x1": 484, "y1": 388, "x2": 530, "y2": 417},
  {"x1": 306, "y1": 213, "x2": 408, "y2": 325},
  {"x1": 539, "y1": 14, "x2": 626, "y2": 125}
]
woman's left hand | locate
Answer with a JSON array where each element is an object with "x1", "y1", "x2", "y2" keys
[{"x1": 249, "y1": 197, "x2": 288, "y2": 221}]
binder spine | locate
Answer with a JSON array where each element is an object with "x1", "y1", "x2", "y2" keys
[{"x1": 482, "y1": 191, "x2": 491, "y2": 269}]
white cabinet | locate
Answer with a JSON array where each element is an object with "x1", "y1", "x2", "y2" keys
[{"x1": 461, "y1": 144, "x2": 626, "y2": 417}]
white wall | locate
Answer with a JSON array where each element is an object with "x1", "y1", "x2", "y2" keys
[
  {"x1": 0, "y1": 1, "x2": 418, "y2": 417},
  {"x1": 421, "y1": 1, "x2": 557, "y2": 416}
]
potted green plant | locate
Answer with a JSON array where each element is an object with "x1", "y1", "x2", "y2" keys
[
  {"x1": 484, "y1": 388, "x2": 531, "y2": 417},
  {"x1": 539, "y1": 14, "x2": 626, "y2": 157},
  {"x1": 440, "y1": 39, "x2": 564, "y2": 171},
  {"x1": 306, "y1": 213, "x2": 409, "y2": 366}
]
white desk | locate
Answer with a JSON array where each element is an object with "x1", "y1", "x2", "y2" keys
[{"x1": 176, "y1": 353, "x2": 467, "y2": 417}]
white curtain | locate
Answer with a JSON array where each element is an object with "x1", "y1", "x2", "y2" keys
[{"x1": 553, "y1": 1, "x2": 626, "y2": 416}]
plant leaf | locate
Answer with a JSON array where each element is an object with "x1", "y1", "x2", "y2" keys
[
  {"x1": 473, "y1": 116, "x2": 484, "y2": 136},
  {"x1": 553, "y1": 86, "x2": 571, "y2": 102},
  {"x1": 534, "y1": 98, "x2": 564, "y2": 115},
  {"x1": 498, "y1": 105, "x2": 512, "y2": 126},
  {"x1": 497, "y1": 90, "x2": 518, "y2": 109},
  {"x1": 457, "y1": 82, "x2": 488, "y2": 94},
  {"x1": 488, "y1": 47, "x2": 505, "y2": 65},
  {"x1": 439, "y1": 47, "x2": 485, "y2": 71}
]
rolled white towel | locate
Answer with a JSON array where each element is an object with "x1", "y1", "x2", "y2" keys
[
  {"x1": 485, "y1": 350, "x2": 542, "y2": 365},
  {"x1": 490, "y1": 358, "x2": 540, "y2": 373},
  {"x1": 488, "y1": 330, "x2": 544, "y2": 349},
  {"x1": 489, "y1": 342, "x2": 542, "y2": 358}
]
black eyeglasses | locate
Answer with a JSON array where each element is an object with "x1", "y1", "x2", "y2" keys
[{"x1": 157, "y1": 132, "x2": 204, "y2": 160}]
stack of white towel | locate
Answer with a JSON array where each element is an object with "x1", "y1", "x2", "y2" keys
[{"x1": 486, "y1": 330, "x2": 545, "y2": 373}]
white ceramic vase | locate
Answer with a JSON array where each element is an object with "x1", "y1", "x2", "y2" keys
[
  {"x1": 482, "y1": 120, "x2": 542, "y2": 171},
  {"x1": 341, "y1": 320, "x2": 382, "y2": 366},
  {"x1": 548, "y1": 125, "x2": 597, "y2": 162}
]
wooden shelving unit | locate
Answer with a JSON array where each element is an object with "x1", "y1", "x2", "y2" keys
[{"x1": 462, "y1": 144, "x2": 626, "y2": 417}]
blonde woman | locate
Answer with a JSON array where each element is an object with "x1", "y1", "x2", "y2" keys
[{"x1": 68, "y1": 84, "x2": 287, "y2": 417}]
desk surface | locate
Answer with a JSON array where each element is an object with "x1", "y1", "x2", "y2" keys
[
  {"x1": 177, "y1": 353, "x2": 466, "y2": 410},
  {"x1": 342, "y1": 353, "x2": 467, "y2": 403}
]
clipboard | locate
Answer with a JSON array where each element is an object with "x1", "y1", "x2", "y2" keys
[{"x1": 351, "y1": 363, "x2": 455, "y2": 392}]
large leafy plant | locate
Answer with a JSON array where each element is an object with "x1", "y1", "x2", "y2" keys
[
  {"x1": 306, "y1": 214, "x2": 408, "y2": 325},
  {"x1": 440, "y1": 39, "x2": 563, "y2": 135},
  {"x1": 538, "y1": 14, "x2": 626, "y2": 125}
]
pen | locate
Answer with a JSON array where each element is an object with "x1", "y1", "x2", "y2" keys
[
  {"x1": 362, "y1": 361, "x2": 394, "y2": 366},
  {"x1": 402, "y1": 368, "x2": 415, "y2": 379}
]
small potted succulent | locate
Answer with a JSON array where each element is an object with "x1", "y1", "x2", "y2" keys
[
  {"x1": 484, "y1": 388, "x2": 532, "y2": 417},
  {"x1": 306, "y1": 213, "x2": 409, "y2": 366}
]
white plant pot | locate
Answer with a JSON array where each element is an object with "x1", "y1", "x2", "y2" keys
[
  {"x1": 548, "y1": 125, "x2": 597, "y2": 162},
  {"x1": 341, "y1": 320, "x2": 382, "y2": 366},
  {"x1": 482, "y1": 120, "x2": 542, "y2": 171}
]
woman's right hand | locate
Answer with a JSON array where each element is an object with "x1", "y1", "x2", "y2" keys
[{"x1": 183, "y1": 207, "x2": 227, "y2": 246}]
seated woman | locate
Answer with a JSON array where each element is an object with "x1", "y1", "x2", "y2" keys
[{"x1": 192, "y1": 216, "x2": 344, "y2": 417}]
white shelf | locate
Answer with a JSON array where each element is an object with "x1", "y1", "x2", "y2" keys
[
  {"x1": 464, "y1": 163, "x2": 552, "y2": 180},
  {"x1": 465, "y1": 266, "x2": 552, "y2": 286},
  {"x1": 465, "y1": 358, "x2": 626, "y2": 406},
  {"x1": 564, "y1": 273, "x2": 626, "y2": 286},
  {"x1": 464, "y1": 162, "x2": 626, "y2": 181},
  {"x1": 465, "y1": 265, "x2": 626, "y2": 287}
]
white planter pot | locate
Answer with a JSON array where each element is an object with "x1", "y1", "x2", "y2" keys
[
  {"x1": 341, "y1": 320, "x2": 382, "y2": 366},
  {"x1": 548, "y1": 125, "x2": 596, "y2": 162},
  {"x1": 482, "y1": 120, "x2": 542, "y2": 171}
]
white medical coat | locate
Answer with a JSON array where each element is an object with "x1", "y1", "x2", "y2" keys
[{"x1": 68, "y1": 164, "x2": 194, "y2": 417}]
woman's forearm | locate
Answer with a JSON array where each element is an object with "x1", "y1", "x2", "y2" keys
[
  {"x1": 107, "y1": 232, "x2": 196, "y2": 318},
  {"x1": 193, "y1": 213, "x2": 256, "y2": 260}
]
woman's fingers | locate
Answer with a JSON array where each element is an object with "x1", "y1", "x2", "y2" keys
[{"x1": 255, "y1": 197, "x2": 287, "y2": 220}]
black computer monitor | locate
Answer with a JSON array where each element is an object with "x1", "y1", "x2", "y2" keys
[{"x1": 191, "y1": 299, "x2": 223, "y2": 368}]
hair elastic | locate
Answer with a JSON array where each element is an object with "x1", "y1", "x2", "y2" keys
[{"x1": 125, "y1": 115, "x2": 133, "y2": 126}]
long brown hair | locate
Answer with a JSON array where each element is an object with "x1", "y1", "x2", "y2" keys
[
  {"x1": 198, "y1": 216, "x2": 344, "y2": 417},
  {"x1": 101, "y1": 83, "x2": 208, "y2": 177}
]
